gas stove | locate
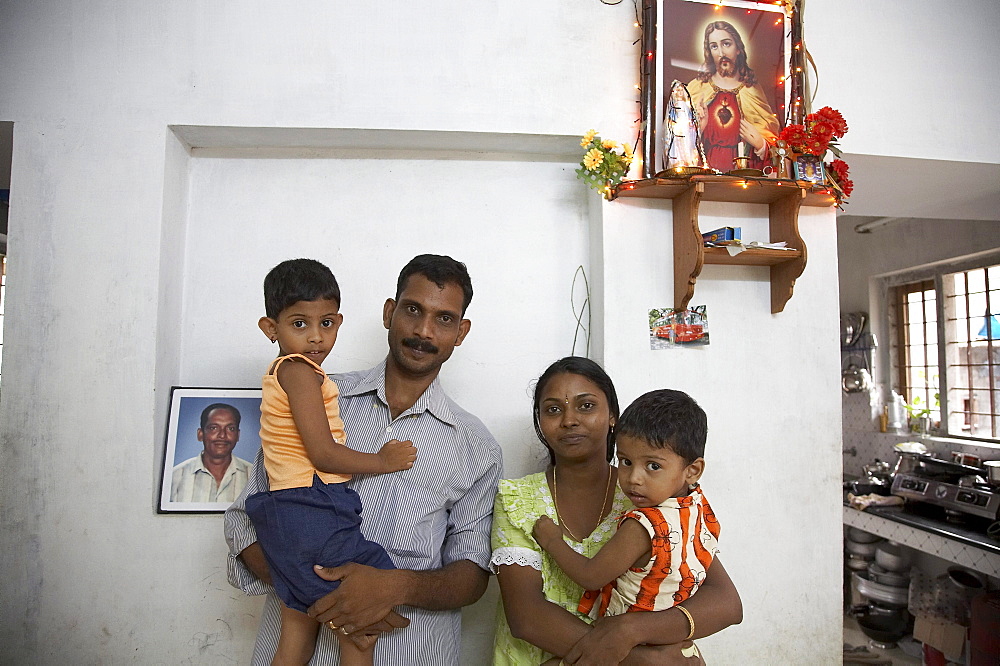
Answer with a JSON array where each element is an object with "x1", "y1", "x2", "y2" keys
[{"x1": 891, "y1": 472, "x2": 1000, "y2": 521}]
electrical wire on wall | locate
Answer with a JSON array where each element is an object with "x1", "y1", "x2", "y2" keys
[
  {"x1": 570, "y1": 265, "x2": 592, "y2": 358},
  {"x1": 594, "y1": 0, "x2": 644, "y2": 168}
]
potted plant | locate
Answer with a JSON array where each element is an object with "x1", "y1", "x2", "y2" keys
[{"x1": 904, "y1": 394, "x2": 938, "y2": 436}]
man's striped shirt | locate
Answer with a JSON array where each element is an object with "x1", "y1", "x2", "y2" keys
[{"x1": 224, "y1": 361, "x2": 502, "y2": 665}]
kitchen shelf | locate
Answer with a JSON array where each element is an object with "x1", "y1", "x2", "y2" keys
[
  {"x1": 843, "y1": 504, "x2": 1000, "y2": 579},
  {"x1": 612, "y1": 175, "x2": 837, "y2": 313}
]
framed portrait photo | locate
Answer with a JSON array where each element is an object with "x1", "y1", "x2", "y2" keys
[
  {"x1": 158, "y1": 387, "x2": 262, "y2": 513},
  {"x1": 642, "y1": 0, "x2": 793, "y2": 176}
]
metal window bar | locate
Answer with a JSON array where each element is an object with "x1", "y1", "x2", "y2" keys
[
  {"x1": 974, "y1": 266, "x2": 997, "y2": 436},
  {"x1": 986, "y1": 267, "x2": 998, "y2": 436},
  {"x1": 941, "y1": 265, "x2": 999, "y2": 438},
  {"x1": 895, "y1": 280, "x2": 938, "y2": 426}
]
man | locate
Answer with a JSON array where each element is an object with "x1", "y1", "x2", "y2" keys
[
  {"x1": 686, "y1": 20, "x2": 780, "y2": 172},
  {"x1": 224, "y1": 254, "x2": 503, "y2": 665},
  {"x1": 171, "y1": 403, "x2": 252, "y2": 503}
]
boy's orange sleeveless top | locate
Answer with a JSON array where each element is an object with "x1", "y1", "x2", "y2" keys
[{"x1": 259, "y1": 354, "x2": 349, "y2": 491}]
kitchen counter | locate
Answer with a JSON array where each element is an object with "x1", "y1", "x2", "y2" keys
[
  {"x1": 843, "y1": 500, "x2": 1000, "y2": 578},
  {"x1": 860, "y1": 501, "x2": 1000, "y2": 555}
]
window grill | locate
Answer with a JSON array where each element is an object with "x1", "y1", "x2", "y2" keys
[{"x1": 892, "y1": 264, "x2": 999, "y2": 440}]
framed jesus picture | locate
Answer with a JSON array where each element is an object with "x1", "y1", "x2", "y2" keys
[{"x1": 642, "y1": 0, "x2": 792, "y2": 176}]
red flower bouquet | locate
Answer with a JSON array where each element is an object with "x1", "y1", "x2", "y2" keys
[
  {"x1": 778, "y1": 106, "x2": 848, "y2": 158},
  {"x1": 776, "y1": 106, "x2": 852, "y2": 201}
]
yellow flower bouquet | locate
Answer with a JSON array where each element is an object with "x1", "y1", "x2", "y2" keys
[{"x1": 576, "y1": 129, "x2": 633, "y2": 200}]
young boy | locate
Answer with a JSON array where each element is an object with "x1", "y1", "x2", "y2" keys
[
  {"x1": 533, "y1": 389, "x2": 720, "y2": 649},
  {"x1": 245, "y1": 258, "x2": 417, "y2": 666}
]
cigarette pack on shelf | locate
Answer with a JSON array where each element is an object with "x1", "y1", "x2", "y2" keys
[{"x1": 701, "y1": 226, "x2": 741, "y2": 243}]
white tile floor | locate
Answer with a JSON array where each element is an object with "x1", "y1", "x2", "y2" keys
[{"x1": 843, "y1": 613, "x2": 923, "y2": 665}]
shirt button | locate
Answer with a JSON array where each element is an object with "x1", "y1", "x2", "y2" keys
[{"x1": 386, "y1": 426, "x2": 392, "y2": 434}]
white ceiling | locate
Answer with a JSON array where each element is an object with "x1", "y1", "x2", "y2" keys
[{"x1": 836, "y1": 152, "x2": 1000, "y2": 222}]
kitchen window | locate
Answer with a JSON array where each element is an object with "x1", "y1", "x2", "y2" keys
[{"x1": 889, "y1": 259, "x2": 1000, "y2": 440}]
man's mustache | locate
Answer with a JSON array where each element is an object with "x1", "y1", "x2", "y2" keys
[{"x1": 403, "y1": 337, "x2": 439, "y2": 354}]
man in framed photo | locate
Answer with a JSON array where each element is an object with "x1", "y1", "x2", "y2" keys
[
  {"x1": 170, "y1": 402, "x2": 253, "y2": 503},
  {"x1": 687, "y1": 20, "x2": 780, "y2": 172}
]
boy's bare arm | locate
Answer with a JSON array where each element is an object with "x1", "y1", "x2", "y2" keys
[
  {"x1": 562, "y1": 556, "x2": 743, "y2": 664},
  {"x1": 532, "y1": 516, "x2": 651, "y2": 591},
  {"x1": 279, "y1": 360, "x2": 416, "y2": 474}
]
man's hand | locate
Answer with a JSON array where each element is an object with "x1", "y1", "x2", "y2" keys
[
  {"x1": 532, "y1": 515, "x2": 563, "y2": 551},
  {"x1": 341, "y1": 614, "x2": 410, "y2": 651},
  {"x1": 308, "y1": 563, "x2": 405, "y2": 632},
  {"x1": 376, "y1": 438, "x2": 417, "y2": 473}
]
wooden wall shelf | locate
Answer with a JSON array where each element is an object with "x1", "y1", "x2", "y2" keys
[{"x1": 612, "y1": 175, "x2": 836, "y2": 313}]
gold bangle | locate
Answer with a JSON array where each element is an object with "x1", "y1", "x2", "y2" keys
[{"x1": 676, "y1": 604, "x2": 695, "y2": 641}]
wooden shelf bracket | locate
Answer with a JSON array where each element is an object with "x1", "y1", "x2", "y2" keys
[
  {"x1": 614, "y1": 175, "x2": 826, "y2": 314},
  {"x1": 673, "y1": 182, "x2": 705, "y2": 312}
]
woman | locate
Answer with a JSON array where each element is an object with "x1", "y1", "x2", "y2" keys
[{"x1": 491, "y1": 357, "x2": 742, "y2": 664}]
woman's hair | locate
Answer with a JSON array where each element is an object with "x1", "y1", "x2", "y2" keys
[{"x1": 532, "y1": 356, "x2": 620, "y2": 465}]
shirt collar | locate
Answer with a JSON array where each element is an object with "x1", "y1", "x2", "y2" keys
[
  {"x1": 195, "y1": 452, "x2": 235, "y2": 476},
  {"x1": 341, "y1": 359, "x2": 458, "y2": 427}
]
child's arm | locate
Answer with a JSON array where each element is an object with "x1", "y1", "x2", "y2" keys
[
  {"x1": 532, "y1": 515, "x2": 651, "y2": 591},
  {"x1": 561, "y1": 557, "x2": 742, "y2": 664},
  {"x1": 279, "y1": 360, "x2": 416, "y2": 474}
]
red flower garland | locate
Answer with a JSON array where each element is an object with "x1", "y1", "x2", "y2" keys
[{"x1": 825, "y1": 158, "x2": 854, "y2": 197}]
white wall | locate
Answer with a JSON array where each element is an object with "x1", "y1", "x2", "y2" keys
[
  {"x1": 599, "y1": 199, "x2": 844, "y2": 661},
  {"x1": 0, "y1": 1, "x2": 996, "y2": 663},
  {"x1": 806, "y1": 0, "x2": 1000, "y2": 166}
]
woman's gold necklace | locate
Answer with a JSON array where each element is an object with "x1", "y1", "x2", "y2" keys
[{"x1": 551, "y1": 466, "x2": 612, "y2": 542}]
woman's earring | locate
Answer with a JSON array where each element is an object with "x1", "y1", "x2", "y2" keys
[{"x1": 270, "y1": 337, "x2": 276, "y2": 344}]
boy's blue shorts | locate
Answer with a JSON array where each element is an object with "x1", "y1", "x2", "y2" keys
[{"x1": 245, "y1": 474, "x2": 395, "y2": 613}]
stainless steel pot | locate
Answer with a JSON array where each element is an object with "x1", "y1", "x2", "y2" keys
[
  {"x1": 848, "y1": 527, "x2": 880, "y2": 544},
  {"x1": 846, "y1": 539, "x2": 878, "y2": 559},
  {"x1": 853, "y1": 570, "x2": 909, "y2": 607},
  {"x1": 892, "y1": 450, "x2": 926, "y2": 476},
  {"x1": 875, "y1": 541, "x2": 911, "y2": 573},
  {"x1": 985, "y1": 460, "x2": 1000, "y2": 485},
  {"x1": 868, "y1": 562, "x2": 911, "y2": 588},
  {"x1": 842, "y1": 364, "x2": 871, "y2": 393}
]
